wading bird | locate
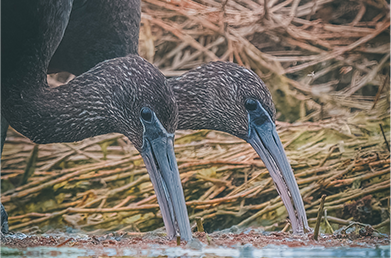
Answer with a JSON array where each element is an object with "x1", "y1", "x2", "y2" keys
[
  {"x1": 1, "y1": 0, "x2": 192, "y2": 240},
  {"x1": 169, "y1": 62, "x2": 309, "y2": 233}
]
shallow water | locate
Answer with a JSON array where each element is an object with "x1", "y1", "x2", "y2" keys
[{"x1": 1, "y1": 245, "x2": 390, "y2": 258}]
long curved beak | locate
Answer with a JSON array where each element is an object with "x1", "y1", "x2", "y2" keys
[
  {"x1": 140, "y1": 112, "x2": 192, "y2": 241},
  {"x1": 247, "y1": 102, "x2": 309, "y2": 234}
]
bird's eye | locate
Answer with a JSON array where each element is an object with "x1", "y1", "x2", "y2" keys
[
  {"x1": 245, "y1": 99, "x2": 257, "y2": 111},
  {"x1": 141, "y1": 107, "x2": 153, "y2": 122}
]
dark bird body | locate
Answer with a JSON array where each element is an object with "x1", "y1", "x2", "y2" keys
[
  {"x1": 169, "y1": 62, "x2": 310, "y2": 233},
  {"x1": 48, "y1": 0, "x2": 140, "y2": 76},
  {"x1": 3, "y1": 57, "x2": 176, "y2": 147},
  {"x1": 1, "y1": 0, "x2": 192, "y2": 240}
]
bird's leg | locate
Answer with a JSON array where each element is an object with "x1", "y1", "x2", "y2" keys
[
  {"x1": 0, "y1": 203, "x2": 8, "y2": 234},
  {"x1": 1, "y1": 117, "x2": 10, "y2": 234},
  {"x1": 0, "y1": 115, "x2": 8, "y2": 158}
]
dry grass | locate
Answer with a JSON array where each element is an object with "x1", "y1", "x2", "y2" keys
[
  {"x1": 2, "y1": 0, "x2": 390, "y2": 235},
  {"x1": 139, "y1": 0, "x2": 390, "y2": 121},
  {"x1": 2, "y1": 112, "x2": 389, "y2": 234}
]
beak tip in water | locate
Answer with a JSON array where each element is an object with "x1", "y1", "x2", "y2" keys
[
  {"x1": 140, "y1": 112, "x2": 192, "y2": 241},
  {"x1": 247, "y1": 111, "x2": 308, "y2": 233}
]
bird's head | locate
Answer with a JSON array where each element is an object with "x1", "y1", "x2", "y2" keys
[
  {"x1": 170, "y1": 61, "x2": 307, "y2": 233},
  {"x1": 88, "y1": 55, "x2": 191, "y2": 240},
  {"x1": 171, "y1": 61, "x2": 276, "y2": 139}
]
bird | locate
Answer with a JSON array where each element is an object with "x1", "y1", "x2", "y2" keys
[
  {"x1": 47, "y1": 0, "x2": 141, "y2": 76},
  {"x1": 1, "y1": 0, "x2": 192, "y2": 241},
  {"x1": 168, "y1": 61, "x2": 310, "y2": 234},
  {"x1": 0, "y1": 0, "x2": 141, "y2": 157}
]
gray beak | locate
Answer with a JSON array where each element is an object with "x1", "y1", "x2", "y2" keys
[
  {"x1": 140, "y1": 107, "x2": 192, "y2": 241},
  {"x1": 246, "y1": 101, "x2": 309, "y2": 234}
]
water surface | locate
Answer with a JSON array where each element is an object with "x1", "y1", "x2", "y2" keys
[{"x1": 2, "y1": 245, "x2": 389, "y2": 258}]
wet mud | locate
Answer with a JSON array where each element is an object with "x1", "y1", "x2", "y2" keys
[{"x1": 1, "y1": 230, "x2": 389, "y2": 249}]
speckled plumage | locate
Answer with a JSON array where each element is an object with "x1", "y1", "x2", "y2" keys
[
  {"x1": 1, "y1": 0, "x2": 186, "y2": 237},
  {"x1": 169, "y1": 61, "x2": 276, "y2": 140},
  {"x1": 1, "y1": 0, "x2": 175, "y2": 151},
  {"x1": 2, "y1": 55, "x2": 177, "y2": 151},
  {"x1": 170, "y1": 62, "x2": 310, "y2": 234}
]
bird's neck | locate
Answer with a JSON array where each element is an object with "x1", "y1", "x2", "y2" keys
[
  {"x1": 2, "y1": 70, "x2": 117, "y2": 144},
  {"x1": 169, "y1": 77, "x2": 227, "y2": 132},
  {"x1": 169, "y1": 75, "x2": 248, "y2": 140},
  {"x1": 48, "y1": 0, "x2": 141, "y2": 76},
  {"x1": 2, "y1": 0, "x2": 72, "y2": 84}
]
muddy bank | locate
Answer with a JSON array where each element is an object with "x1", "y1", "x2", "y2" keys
[{"x1": 1, "y1": 230, "x2": 389, "y2": 250}]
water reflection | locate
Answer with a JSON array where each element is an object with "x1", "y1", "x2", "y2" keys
[{"x1": 1, "y1": 245, "x2": 390, "y2": 258}]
